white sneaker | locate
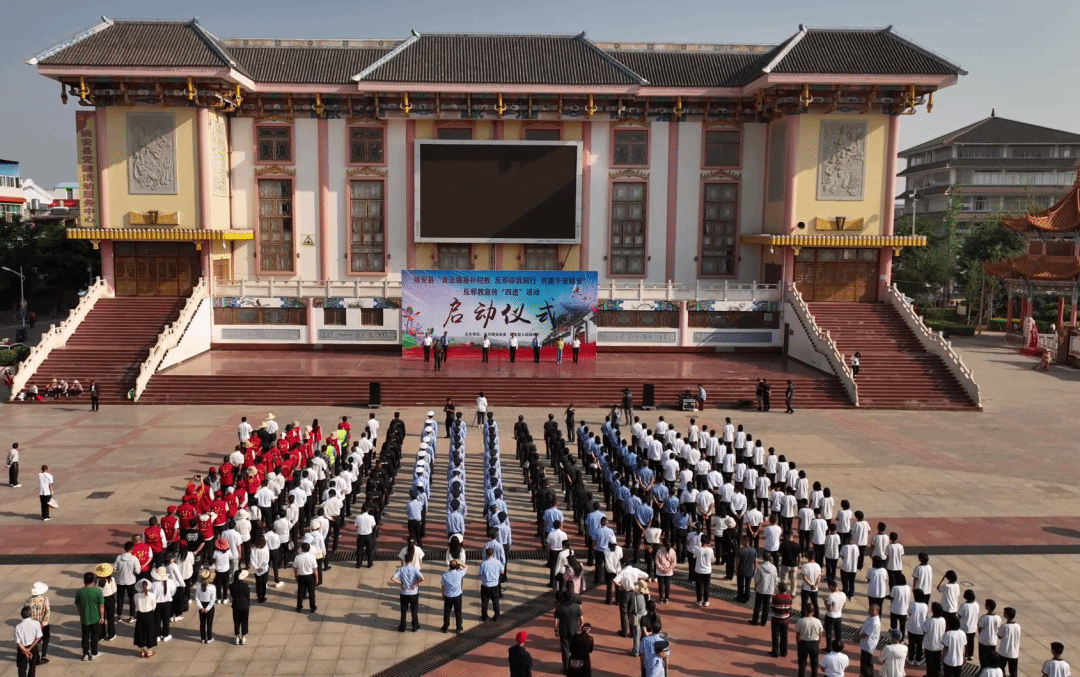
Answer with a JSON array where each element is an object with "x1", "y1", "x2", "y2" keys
[
  {"x1": 174, "y1": 616, "x2": 183, "y2": 621},
  {"x1": 11, "y1": 484, "x2": 21, "y2": 488},
  {"x1": 206, "y1": 638, "x2": 214, "y2": 644},
  {"x1": 241, "y1": 637, "x2": 246, "y2": 645},
  {"x1": 82, "y1": 655, "x2": 89, "y2": 662},
  {"x1": 162, "y1": 635, "x2": 172, "y2": 642},
  {"x1": 235, "y1": 636, "x2": 241, "y2": 645},
  {"x1": 274, "y1": 582, "x2": 283, "y2": 588},
  {"x1": 42, "y1": 517, "x2": 51, "y2": 521}
]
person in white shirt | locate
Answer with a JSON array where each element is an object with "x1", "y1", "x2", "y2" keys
[
  {"x1": 937, "y1": 570, "x2": 960, "y2": 621},
  {"x1": 13, "y1": 606, "x2": 43, "y2": 674},
  {"x1": 957, "y1": 589, "x2": 979, "y2": 664},
  {"x1": 857, "y1": 605, "x2": 881, "y2": 677},
  {"x1": 237, "y1": 417, "x2": 252, "y2": 443},
  {"x1": 800, "y1": 550, "x2": 822, "y2": 617},
  {"x1": 366, "y1": 414, "x2": 380, "y2": 447},
  {"x1": 907, "y1": 598, "x2": 929, "y2": 665},
  {"x1": 865, "y1": 562, "x2": 889, "y2": 610},
  {"x1": 884, "y1": 532, "x2": 904, "y2": 586},
  {"x1": 820, "y1": 640, "x2": 850, "y2": 677},
  {"x1": 763, "y1": 517, "x2": 783, "y2": 566},
  {"x1": 475, "y1": 392, "x2": 488, "y2": 427},
  {"x1": 942, "y1": 617, "x2": 968, "y2": 677},
  {"x1": 977, "y1": 599, "x2": 1002, "y2": 673},
  {"x1": 996, "y1": 607, "x2": 1021, "y2": 677},
  {"x1": 839, "y1": 541, "x2": 860, "y2": 599},
  {"x1": 293, "y1": 542, "x2": 319, "y2": 613},
  {"x1": 923, "y1": 603, "x2": 948, "y2": 677},
  {"x1": 822, "y1": 580, "x2": 846, "y2": 651},
  {"x1": 354, "y1": 507, "x2": 377, "y2": 569},
  {"x1": 264, "y1": 414, "x2": 279, "y2": 436},
  {"x1": 1042, "y1": 642, "x2": 1071, "y2": 677},
  {"x1": 912, "y1": 552, "x2": 933, "y2": 604},
  {"x1": 879, "y1": 628, "x2": 907, "y2": 677},
  {"x1": 38, "y1": 465, "x2": 54, "y2": 521},
  {"x1": 7, "y1": 442, "x2": 21, "y2": 488},
  {"x1": 888, "y1": 572, "x2": 913, "y2": 641}
]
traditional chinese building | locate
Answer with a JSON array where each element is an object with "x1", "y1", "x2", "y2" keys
[{"x1": 26, "y1": 18, "x2": 964, "y2": 367}]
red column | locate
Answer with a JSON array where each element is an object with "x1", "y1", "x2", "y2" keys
[
  {"x1": 1005, "y1": 294, "x2": 1013, "y2": 330},
  {"x1": 876, "y1": 247, "x2": 892, "y2": 301},
  {"x1": 1058, "y1": 297, "x2": 1066, "y2": 328}
]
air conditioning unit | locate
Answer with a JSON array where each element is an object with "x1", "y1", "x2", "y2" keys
[{"x1": 30, "y1": 199, "x2": 40, "y2": 211}]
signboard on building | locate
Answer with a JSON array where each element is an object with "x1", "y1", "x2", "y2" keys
[
  {"x1": 76, "y1": 111, "x2": 98, "y2": 228},
  {"x1": 400, "y1": 270, "x2": 598, "y2": 359}
]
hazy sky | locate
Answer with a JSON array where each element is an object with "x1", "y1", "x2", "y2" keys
[{"x1": 2, "y1": 0, "x2": 1078, "y2": 188}]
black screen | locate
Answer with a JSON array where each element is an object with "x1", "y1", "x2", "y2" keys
[{"x1": 418, "y1": 143, "x2": 578, "y2": 241}]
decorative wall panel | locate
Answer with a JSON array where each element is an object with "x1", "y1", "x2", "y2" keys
[
  {"x1": 127, "y1": 112, "x2": 177, "y2": 195},
  {"x1": 817, "y1": 120, "x2": 867, "y2": 201}
]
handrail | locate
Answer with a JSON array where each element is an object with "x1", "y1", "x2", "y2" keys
[
  {"x1": 784, "y1": 281, "x2": 858, "y2": 406},
  {"x1": 133, "y1": 278, "x2": 208, "y2": 402},
  {"x1": 8, "y1": 277, "x2": 112, "y2": 400},
  {"x1": 887, "y1": 284, "x2": 981, "y2": 406},
  {"x1": 214, "y1": 277, "x2": 781, "y2": 302}
]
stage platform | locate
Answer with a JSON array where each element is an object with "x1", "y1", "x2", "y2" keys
[{"x1": 141, "y1": 350, "x2": 852, "y2": 408}]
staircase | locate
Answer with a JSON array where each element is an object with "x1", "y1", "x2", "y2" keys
[
  {"x1": 806, "y1": 302, "x2": 979, "y2": 410},
  {"x1": 19, "y1": 297, "x2": 186, "y2": 405},
  {"x1": 141, "y1": 374, "x2": 852, "y2": 409}
]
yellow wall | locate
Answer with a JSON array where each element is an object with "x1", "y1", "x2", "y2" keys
[
  {"x1": 501, "y1": 245, "x2": 522, "y2": 270},
  {"x1": 794, "y1": 113, "x2": 888, "y2": 235},
  {"x1": 763, "y1": 119, "x2": 786, "y2": 234},
  {"x1": 104, "y1": 107, "x2": 197, "y2": 228},
  {"x1": 207, "y1": 111, "x2": 231, "y2": 230},
  {"x1": 502, "y1": 121, "x2": 522, "y2": 141}
]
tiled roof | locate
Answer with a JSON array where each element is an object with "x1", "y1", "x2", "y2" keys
[
  {"x1": 983, "y1": 255, "x2": 1080, "y2": 281},
  {"x1": 603, "y1": 50, "x2": 766, "y2": 88},
  {"x1": 358, "y1": 34, "x2": 641, "y2": 84},
  {"x1": 767, "y1": 27, "x2": 964, "y2": 76},
  {"x1": 1001, "y1": 171, "x2": 1080, "y2": 233},
  {"x1": 902, "y1": 116, "x2": 1080, "y2": 155},
  {"x1": 32, "y1": 22, "x2": 966, "y2": 86},
  {"x1": 38, "y1": 19, "x2": 234, "y2": 68},
  {"x1": 898, "y1": 157, "x2": 1080, "y2": 177},
  {"x1": 227, "y1": 47, "x2": 389, "y2": 84}
]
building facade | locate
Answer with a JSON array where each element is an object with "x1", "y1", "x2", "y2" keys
[
  {"x1": 0, "y1": 160, "x2": 24, "y2": 219},
  {"x1": 30, "y1": 19, "x2": 962, "y2": 349},
  {"x1": 898, "y1": 113, "x2": 1080, "y2": 223}
]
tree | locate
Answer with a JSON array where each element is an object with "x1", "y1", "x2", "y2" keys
[
  {"x1": 892, "y1": 194, "x2": 961, "y2": 306},
  {"x1": 0, "y1": 215, "x2": 98, "y2": 313},
  {"x1": 957, "y1": 217, "x2": 1025, "y2": 323}
]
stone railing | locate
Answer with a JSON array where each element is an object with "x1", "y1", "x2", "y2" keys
[
  {"x1": 887, "y1": 284, "x2": 981, "y2": 406},
  {"x1": 133, "y1": 278, "x2": 208, "y2": 402},
  {"x1": 8, "y1": 277, "x2": 112, "y2": 400},
  {"x1": 213, "y1": 275, "x2": 781, "y2": 303},
  {"x1": 785, "y1": 281, "x2": 858, "y2": 406}
]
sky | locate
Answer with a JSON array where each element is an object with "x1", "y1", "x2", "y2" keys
[{"x1": 2, "y1": 0, "x2": 1078, "y2": 188}]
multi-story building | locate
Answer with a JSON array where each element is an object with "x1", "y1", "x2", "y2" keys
[
  {"x1": 0, "y1": 159, "x2": 24, "y2": 220},
  {"x1": 28, "y1": 18, "x2": 963, "y2": 352},
  {"x1": 898, "y1": 113, "x2": 1080, "y2": 223}
]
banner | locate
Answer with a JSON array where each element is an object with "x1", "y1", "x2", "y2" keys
[
  {"x1": 76, "y1": 111, "x2": 98, "y2": 228},
  {"x1": 401, "y1": 270, "x2": 598, "y2": 359}
]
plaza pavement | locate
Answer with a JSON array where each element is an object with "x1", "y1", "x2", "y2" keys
[{"x1": 0, "y1": 334, "x2": 1076, "y2": 676}]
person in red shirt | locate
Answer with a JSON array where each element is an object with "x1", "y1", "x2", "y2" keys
[
  {"x1": 311, "y1": 419, "x2": 323, "y2": 445},
  {"x1": 197, "y1": 514, "x2": 215, "y2": 565},
  {"x1": 219, "y1": 459, "x2": 235, "y2": 490},
  {"x1": 143, "y1": 516, "x2": 166, "y2": 567},
  {"x1": 177, "y1": 498, "x2": 197, "y2": 530},
  {"x1": 210, "y1": 495, "x2": 228, "y2": 535},
  {"x1": 161, "y1": 506, "x2": 180, "y2": 548},
  {"x1": 224, "y1": 489, "x2": 240, "y2": 518},
  {"x1": 131, "y1": 534, "x2": 153, "y2": 577}
]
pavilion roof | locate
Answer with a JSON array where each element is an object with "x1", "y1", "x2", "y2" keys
[
  {"x1": 1001, "y1": 170, "x2": 1080, "y2": 234},
  {"x1": 982, "y1": 254, "x2": 1080, "y2": 281}
]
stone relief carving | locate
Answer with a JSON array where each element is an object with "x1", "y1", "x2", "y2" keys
[
  {"x1": 817, "y1": 120, "x2": 867, "y2": 201},
  {"x1": 211, "y1": 114, "x2": 228, "y2": 198},
  {"x1": 317, "y1": 329, "x2": 398, "y2": 342},
  {"x1": 221, "y1": 328, "x2": 302, "y2": 341},
  {"x1": 127, "y1": 113, "x2": 177, "y2": 195},
  {"x1": 692, "y1": 330, "x2": 773, "y2": 344},
  {"x1": 597, "y1": 331, "x2": 676, "y2": 343}
]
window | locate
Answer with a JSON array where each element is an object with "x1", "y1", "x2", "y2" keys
[
  {"x1": 258, "y1": 179, "x2": 294, "y2": 272},
  {"x1": 688, "y1": 311, "x2": 780, "y2": 329},
  {"x1": 523, "y1": 245, "x2": 560, "y2": 271},
  {"x1": 349, "y1": 127, "x2": 385, "y2": 164},
  {"x1": 609, "y1": 182, "x2": 647, "y2": 275},
  {"x1": 1009, "y1": 145, "x2": 1054, "y2": 158},
  {"x1": 361, "y1": 308, "x2": 384, "y2": 326},
  {"x1": 438, "y1": 244, "x2": 472, "y2": 269},
  {"x1": 703, "y1": 130, "x2": 740, "y2": 167},
  {"x1": 700, "y1": 183, "x2": 738, "y2": 276},
  {"x1": 613, "y1": 129, "x2": 648, "y2": 166},
  {"x1": 213, "y1": 307, "x2": 306, "y2": 325},
  {"x1": 323, "y1": 308, "x2": 346, "y2": 325},
  {"x1": 1061, "y1": 146, "x2": 1080, "y2": 158},
  {"x1": 437, "y1": 127, "x2": 473, "y2": 140},
  {"x1": 524, "y1": 128, "x2": 561, "y2": 141},
  {"x1": 65, "y1": 188, "x2": 75, "y2": 199},
  {"x1": 596, "y1": 310, "x2": 678, "y2": 328},
  {"x1": 957, "y1": 145, "x2": 1003, "y2": 159},
  {"x1": 349, "y1": 180, "x2": 385, "y2": 272},
  {"x1": 256, "y1": 126, "x2": 291, "y2": 163},
  {"x1": 931, "y1": 148, "x2": 951, "y2": 162}
]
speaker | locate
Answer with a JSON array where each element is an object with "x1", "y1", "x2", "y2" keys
[
  {"x1": 642, "y1": 383, "x2": 655, "y2": 408},
  {"x1": 369, "y1": 381, "x2": 382, "y2": 406}
]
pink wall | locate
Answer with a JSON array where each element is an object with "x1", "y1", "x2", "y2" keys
[
  {"x1": 317, "y1": 118, "x2": 331, "y2": 282},
  {"x1": 95, "y1": 107, "x2": 114, "y2": 288},
  {"x1": 664, "y1": 123, "x2": 680, "y2": 282},
  {"x1": 405, "y1": 120, "x2": 416, "y2": 268},
  {"x1": 580, "y1": 123, "x2": 591, "y2": 271}
]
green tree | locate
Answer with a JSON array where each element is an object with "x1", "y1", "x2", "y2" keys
[
  {"x1": 957, "y1": 217, "x2": 1025, "y2": 324},
  {"x1": 0, "y1": 216, "x2": 98, "y2": 313},
  {"x1": 892, "y1": 194, "x2": 961, "y2": 306}
]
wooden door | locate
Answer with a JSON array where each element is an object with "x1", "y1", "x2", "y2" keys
[
  {"x1": 212, "y1": 258, "x2": 230, "y2": 282},
  {"x1": 794, "y1": 248, "x2": 879, "y2": 302},
  {"x1": 113, "y1": 242, "x2": 202, "y2": 296}
]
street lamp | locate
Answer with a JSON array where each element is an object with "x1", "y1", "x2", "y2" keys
[
  {"x1": 911, "y1": 190, "x2": 920, "y2": 236},
  {"x1": 1, "y1": 266, "x2": 25, "y2": 327}
]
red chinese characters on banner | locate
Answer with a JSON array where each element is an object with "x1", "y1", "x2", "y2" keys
[{"x1": 75, "y1": 111, "x2": 97, "y2": 228}]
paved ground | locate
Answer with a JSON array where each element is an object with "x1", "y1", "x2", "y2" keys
[{"x1": 0, "y1": 334, "x2": 1076, "y2": 676}]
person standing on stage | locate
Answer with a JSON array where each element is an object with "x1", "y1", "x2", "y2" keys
[
  {"x1": 532, "y1": 335, "x2": 541, "y2": 363},
  {"x1": 440, "y1": 332, "x2": 450, "y2": 362},
  {"x1": 509, "y1": 333, "x2": 518, "y2": 363},
  {"x1": 572, "y1": 334, "x2": 581, "y2": 363},
  {"x1": 556, "y1": 337, "x2": 565, "y2": 364},
  {"x1": 482, "y1": 334, "x2": 490, "y2": 363},
  {"x1": 433, "y1": 346, "x2": 443, "y2": 372},
  {"x1": 422, "y1": 332, "x2": 433, "y2": 363}
]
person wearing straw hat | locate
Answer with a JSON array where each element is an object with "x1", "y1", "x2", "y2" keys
[
  {"x1": 229, "y1": 570, "x2": 251, "y2": 645},
  {"x1": 95, "y1": 563, "x2": 118, "y2": 642},
  {"x1": 133, "y1": 579, "x2": 157, "y2": 658},
  {"x1": 150, "y1": 566, "x2": 176, "y2": 642},
  {"x1": 194, "y1": 570, "x2": 217, "y2": 643},
  {"x1": 264, "y1": 413, "x2": 279, "y2": 438},
  {"x1": 24, "y1": 582, "x2": 51, "y2": 664},
  {"x1": 75, "y1": 572, "x2": 104, "y2": 661}
]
